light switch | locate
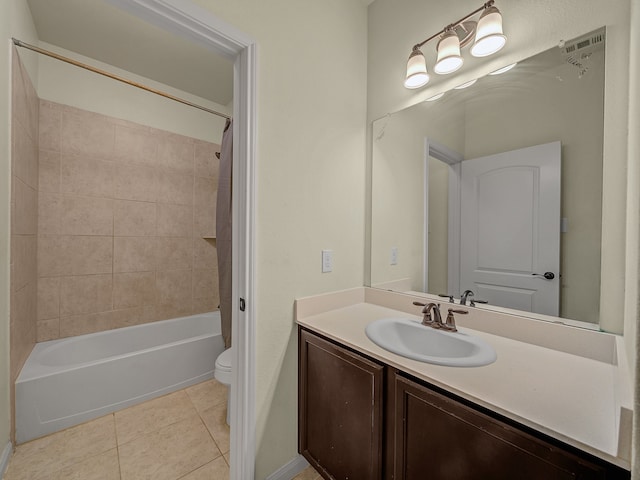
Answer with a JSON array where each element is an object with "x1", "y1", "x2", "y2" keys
[
  {"x1": 390, "y1": 247, "x2": 398, "y2": 265},
  {"x1": 322, "y1": 250, "x2": 333, "y2": 273}
]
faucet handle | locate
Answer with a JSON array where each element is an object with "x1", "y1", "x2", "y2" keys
[
  {"x1": 443, "y1": 308, "x2": 468, "y2": 332},
  {"x1": 469, "y1": 299, "x2": 488, "y2": 307},
  {"x1": 438, "y1": 294, "x2": 455, "y2": 303}
]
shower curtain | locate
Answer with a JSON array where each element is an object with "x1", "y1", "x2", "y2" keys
[{"x1": 217, "y1": 119, "x2": 233, "y2": 349}]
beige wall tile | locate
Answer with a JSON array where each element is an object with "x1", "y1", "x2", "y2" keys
[
  {"x1": 10, "y1": 234, "x2": 37, "y2": 293},
  {"x1": 193, "y1": 238, "x2": 218, "y2": 269},
  {"x1": 39, "y1": 100, "x2": 63, "y2": 152},
  {"x1": 192, "y1": 297, "x2": 218, "y2": 315},
  {"x1": 194, "y1": 177, "x2": 216, "y2": 237},
  {"x1": 113, "y1": 163, "x2": 158, "y2": 202},
  {"x1": 36, "y1": 318, "x2": 60, "y2": 342},
  {"x1": 41, "y1": 193, "x2": 114, "y2": 236},
  {"x1": 59, "y1": 274, "x2": 113, "y2": 316},
  {"x1": 114, "y1": 200, "x2": 156, "y2": 236},
  {"x1": 60, "y1": 153, "x2": 114, "y2": 198},
  {"x1": 157, "y1": 203, "x2": 193, "y2": 237},
  {"x1": 114, "y1": 124, "x2": 159, "y2": 167},
  {"x1": 110, "y1": 307, "x2": 145, "y2": 329},
  {"x1": 12, "y1": 120, "x2": 38, "y2": 189},
  {"x1": 59, "y1": 195, "x2": 113, "y2": 236},
  {"x1": 193, "y1": 268, "x2": 218, "y2": 301},
  {"x1": 114, "y1": 237, "x2": 156, "y2": 273},
  {"x1": 9, "y1": 282, "x2": 37, "y2": 382},
  {"x1": 38, "y1": 235, "x2": 113, "y2": 277},
  {"x1": 61, "y1": 109, "x2": 115, "y2": 158},
  {"x1": 156, "y1": 237, "x2": 192, "y2": 271},
  {"x1": 59, "y1": 311, "x2": 115, "y2": 337},
  {"x1": 38, "y1": 192, "x2": 61, "y2": 235},
  {"x1": 157, "y1": 134, "x2": 195, "y2": 175},
  {"x1": 157, "y1": 170, "x2": 193, "y2": 205},
  {"x1": 194, "y1": 140, "x2": 220, "y2": 180},
  {"x1": 38, "y1": 276, "x2": 60, "y2": 320},
  {"x1": 12, "y1": 178, "x2": 37, "y2": 235},
  {"x1": 156, "y1": 269, "x2": 192, "y2": 305},
  {"x1": 113, "y1": 272, "x2": 156, "y2": 309},
  {"x1": 39, "y1": 150, "x2": 61, "y2": 193}
]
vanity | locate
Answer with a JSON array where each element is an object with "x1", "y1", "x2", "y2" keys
[{"x1": 296, "y1": 288, "x2": 632, "y2": 479}]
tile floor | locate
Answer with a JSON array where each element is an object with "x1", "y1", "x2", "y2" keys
[{"x1": 2, "y1": 379, "x2": 321, "y2": 480}]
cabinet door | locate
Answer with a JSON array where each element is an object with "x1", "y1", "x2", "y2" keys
[
  {"x1": 299, "y1": 328, "x2": 384, "y2": 480},
  {"x1": 393, "y1": 373, "x2": 609, "y2": 480}
]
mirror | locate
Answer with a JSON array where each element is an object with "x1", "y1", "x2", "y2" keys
[{"x1": 369, "y1": 28, "x2": 606, "y2": 327}]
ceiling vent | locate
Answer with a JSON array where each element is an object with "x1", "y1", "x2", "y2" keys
[{"x1": 561, "y1": 30, "x2": 605, "y2": 57}]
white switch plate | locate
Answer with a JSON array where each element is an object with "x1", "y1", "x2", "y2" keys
[
  {"x1": 390, "y1": 247, "x2": 398, "y2": 265},
  {"x1": 322, "y1": 250, "x2": 333, "y2": 273}
]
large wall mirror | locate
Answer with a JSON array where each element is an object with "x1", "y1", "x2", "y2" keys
[{"x1": 369, "y1": 27, "x2": 607, "y2": 327}]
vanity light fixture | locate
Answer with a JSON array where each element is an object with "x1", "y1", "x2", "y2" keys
[{"x1": 404, "y1": 0, "x2": 506, "y2": 89}]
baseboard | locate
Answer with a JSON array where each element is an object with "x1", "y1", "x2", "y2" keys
[
  {"x1": 0, "y1": 442, "x2": 12, "y2": 478},
  {"x1": 265, "y1": 454, "x2": 310, "y2": 480}
]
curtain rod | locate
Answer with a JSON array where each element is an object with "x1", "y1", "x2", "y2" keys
[{"x1": 12, "y1": 38, "x2": 231, "y2": 121}]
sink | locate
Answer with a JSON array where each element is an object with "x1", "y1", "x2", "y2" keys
[{"x1": 365, "y1": 318, "x2": 497, "y2": 367}]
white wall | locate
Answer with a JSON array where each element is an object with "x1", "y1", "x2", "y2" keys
[
  {"x1": 368, "y1": 0, "x2": 631, "y2": 334},
  {"x1": 0, "y1": 0, "x2": 39, "y2": 463},
  {"x1": 188, "y1": 1, "x2": 368, "y2": 477},
  {"x1": 36, "y1": 42, "x2": 229, "y2": 143}
]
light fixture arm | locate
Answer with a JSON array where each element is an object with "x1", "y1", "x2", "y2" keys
[{"x1": 411, "y1": 0, "x2": 495, "y2": 51}]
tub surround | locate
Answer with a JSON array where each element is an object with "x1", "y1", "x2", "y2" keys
[
  {"x1": 37, "y1": 100, "x2": 221, "y2": 341},
  {"x1": 295, "y1": 287, "x2": 632, "y2": 469}
]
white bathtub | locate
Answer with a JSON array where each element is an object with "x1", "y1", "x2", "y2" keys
[{"x1": 15, "y1": 311, "x2": 224, "y2": 444}]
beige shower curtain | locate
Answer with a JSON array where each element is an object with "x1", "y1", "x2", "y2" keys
[{"x1": 217, "y1": 119, "x2": 233, "y2": 349}]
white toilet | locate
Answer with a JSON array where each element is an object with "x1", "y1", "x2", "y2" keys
[{"x1": 214, "y1": 348, "x2": 232, "y2": 425}]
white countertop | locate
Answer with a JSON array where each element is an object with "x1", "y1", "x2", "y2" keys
[{"x1": 295, "y1": 288, "x2": 632, "y2": 469}]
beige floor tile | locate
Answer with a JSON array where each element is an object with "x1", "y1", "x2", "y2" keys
[
  {"x1": 51, "y1": 448, "x2": 120, "y2": 480},
  {"x1": 115, "y1": 390, "x2": 199, "y2": 445},
  {"x1": 4, "y1": 415, "x2": 116, "y2": 480},
  {"x1": 199, "y1": 402, "x2": 230, "y2": 455},
  {"x1": 292, "y1": 465, "x2": 322, "y2": 480},
  {"x1": 118, "y1": 414, "x2": 219, "y2": 480},
  {"x1": 179, "y1": 456, "x2": 229, "y2": 480},
  {"x1": 185, "y1": 379, "x2": 228, "y2": 413}
]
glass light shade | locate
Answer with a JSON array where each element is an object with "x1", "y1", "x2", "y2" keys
[
  {"x1": 404, "y1": 49, "x2": 430, "y2": 89},
  {"x1": 434, "y1": 31, "x2": 463, "y2": 75},
  {"x1": 471, "y1": 6, "x2": 506, "y2": 57}
]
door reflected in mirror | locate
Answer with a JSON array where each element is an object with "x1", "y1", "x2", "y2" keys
[{"x1": 370, "y1": 27, "x2": 605, "y2": 326}]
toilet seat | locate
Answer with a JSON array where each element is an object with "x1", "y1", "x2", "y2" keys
[{"x1": 214, "y1": 348, "x2": 232, "y2": 385}]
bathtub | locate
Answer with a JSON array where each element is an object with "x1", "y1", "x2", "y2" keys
[{"x1": 15, "y1": 311, "x2": 224, "y2": 444}]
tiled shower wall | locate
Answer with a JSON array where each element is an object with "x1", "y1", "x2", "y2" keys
[
  {"x1": 36, "y1": 100, "x2": 221, "y2": 341},
  {"x1": 10, "y1": 49, "x2": 39, "y2": 440}
]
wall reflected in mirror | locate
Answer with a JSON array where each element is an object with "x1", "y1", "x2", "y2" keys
[{"x1": 369, "y1": 28, "x2": 605, "y2": 326}]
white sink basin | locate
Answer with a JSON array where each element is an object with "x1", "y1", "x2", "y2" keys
[{"x1": 365, "y1": 317, "x2": 497, "y2": 367}]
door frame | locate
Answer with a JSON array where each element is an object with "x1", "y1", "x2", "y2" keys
[
  {"x1": 103, "y1": 1, "x2": 256, "y2": 478},
  {"x1": 424, "y1": 138, "x2": 462, "y2": 295}
]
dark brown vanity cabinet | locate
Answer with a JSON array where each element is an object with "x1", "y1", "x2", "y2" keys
[
  {"x1": 298, "y1": 328, "x2": 385, "y2": 479},
  {"x1": 298, "y1": 327, "x2": 630, "y2": 480}
]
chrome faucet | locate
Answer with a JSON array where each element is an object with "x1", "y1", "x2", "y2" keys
[
  {"x1": 460, "y1": 290, "x2": 474, "y2": 305},
  {"x1": 413, "y1": 301, "x2": 443, "y2": 328}
]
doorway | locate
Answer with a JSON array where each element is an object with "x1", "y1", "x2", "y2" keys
[{"x1": 100, "y1": 2, "x2": 257, "y2": 478}]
